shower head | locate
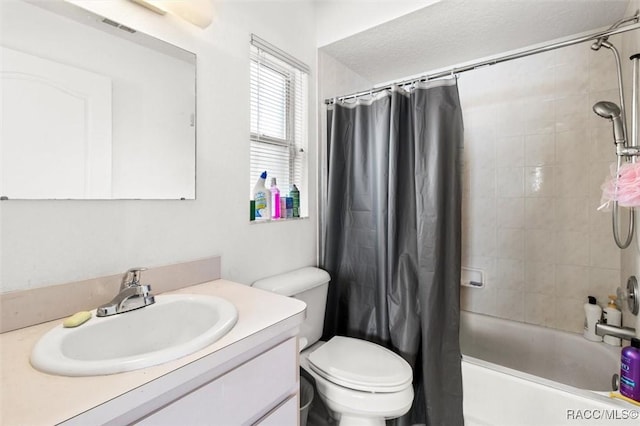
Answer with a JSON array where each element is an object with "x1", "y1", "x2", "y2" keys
[
  {"x1": 593, "y1": 100, "x2": 621, "y2": 119},
  {"x1": 593, "y1": 101, "x2": 626, "y2": 145}
]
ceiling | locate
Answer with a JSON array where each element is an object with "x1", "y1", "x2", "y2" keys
[{"x1": 320, "y1": 0, "x2": 632, "y2": 85}]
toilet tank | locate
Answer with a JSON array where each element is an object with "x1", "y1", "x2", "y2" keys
[{"x1": 252, "y1": 267, "x2": 330, "y2": 350}]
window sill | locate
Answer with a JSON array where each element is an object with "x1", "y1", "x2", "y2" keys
[{"x1": 250, "y1": 216, "x2": 309, "y2": 225}]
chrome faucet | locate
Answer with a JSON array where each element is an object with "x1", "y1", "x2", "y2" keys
[
  {"x1": 97, "y1": 267, "x2": 155, "y2": 317},
  {"x1": 595, "y1": 321, "x2": 637, "y2": 341},
  {"x1": 596, "y1": 276, "x2": 640, "y2": 341}
]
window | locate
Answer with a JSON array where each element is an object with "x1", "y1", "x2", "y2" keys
[{"x1": 249, "y1": 35, "x2": 308, "y2": 215}]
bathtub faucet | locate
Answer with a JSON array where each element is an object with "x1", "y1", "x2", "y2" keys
[{"x1": 595, "y1": 321, "x2": 637, "y2": 341}]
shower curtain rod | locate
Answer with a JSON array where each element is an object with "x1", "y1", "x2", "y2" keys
[{"x1": 324, "y1": 13, "x2": 640, "y2": 105}]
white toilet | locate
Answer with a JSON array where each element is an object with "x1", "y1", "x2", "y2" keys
[{"x1": 252, "y1": 267, "x2": 414, "y2": 426}]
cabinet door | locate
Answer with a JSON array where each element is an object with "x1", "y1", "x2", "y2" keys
[{"x1": 136, "y1": 338, "x2": 298, "y2": 425}]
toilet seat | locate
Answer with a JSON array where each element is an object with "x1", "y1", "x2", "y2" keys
[{"x1": 308, "y1": 336, "x2": 413, "y2": 393}]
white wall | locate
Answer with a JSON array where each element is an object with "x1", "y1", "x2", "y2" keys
[{"x1": 0, "y1": 0, "x2": 318, "y2": 292}]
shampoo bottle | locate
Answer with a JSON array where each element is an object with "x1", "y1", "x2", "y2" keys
[
  {"x1": 253, "y1": 171, "x2": 271, "y2": 220},
  {"x1": 620, "y1": 338, "x2": 640, "y2": 402},
  {"x1": 603, "y1": 295, "x2": 622, "y2": 346},
  {"x1": 270, "y1": 178, "x2": 281, "y2": 219},
  {"x1": 583, "y1": 296, "x2": 603, "y2": 342}
]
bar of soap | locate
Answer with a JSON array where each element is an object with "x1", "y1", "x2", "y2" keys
[{"x1": 63, "y1": 311, "x2": 92, "y2": 328}]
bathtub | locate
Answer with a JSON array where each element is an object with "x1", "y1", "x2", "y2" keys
[{"x1": 460, "y1": 311, "x2": 640, "y2": 425}]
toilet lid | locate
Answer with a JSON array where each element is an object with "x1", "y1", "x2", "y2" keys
[{"x1": 308, "y1": 336, "x2": 413, "y2": 393}]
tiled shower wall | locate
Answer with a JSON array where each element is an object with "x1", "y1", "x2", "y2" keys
[
  {"x1": 620, "y1": 1, "x2": 640, "y2": 330},
  {"x1": 459, "y1": 35, "x2": 626, "y2": 334}
]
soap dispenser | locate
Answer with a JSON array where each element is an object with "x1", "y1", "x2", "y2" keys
[
  {"x1": 584, "y1": 296, "x2": 603, "y2": 342},
  {"x1": 603, "y1": 295, "x2": 622, "y2": 346}
]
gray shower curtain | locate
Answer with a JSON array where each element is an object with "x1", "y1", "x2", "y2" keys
[{"x1": 322, "y1": 79, "x2": 464, "y2": 426}]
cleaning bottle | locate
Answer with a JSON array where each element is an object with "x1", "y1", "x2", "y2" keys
[
  {"x1": 253, "y1": 171, "x2": 271, "y2": 220},
  {"x1": 620, "y1": 338, "x2": 640, "y2": 402},
  {"x1": 583, "y1": 296, "x2": 603, "y2": 342},
  {"x1": 270, "y1": 178, "x2": 281, "y2": 219},
  {"x1": 290, "y1": 184, "x2": 300, "y2": 218},
  {"x1": 603, "y1": 295, "x2": 622, "y2": 346}
]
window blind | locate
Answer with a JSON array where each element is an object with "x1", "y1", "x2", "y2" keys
[{"x1": 249, "y1": 35, "x2": 308, "y2": 202}]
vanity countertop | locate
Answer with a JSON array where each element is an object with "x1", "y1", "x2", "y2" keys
[{"x1": 0, "y1": 279, "x2": 306, "y2": 426}]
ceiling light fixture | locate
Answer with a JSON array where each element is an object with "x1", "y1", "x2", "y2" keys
[{"x1": 129, "y1": 0, "x2": 213, "y2": 29}]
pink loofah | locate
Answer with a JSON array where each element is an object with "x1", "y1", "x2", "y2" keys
[{"x1": 600, "y1": 162, "x2": 640, "y2": 208}]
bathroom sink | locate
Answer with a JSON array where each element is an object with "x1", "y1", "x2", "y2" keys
[{"x1": 30, "y1": 294, "x2": 238, "y2": 376}]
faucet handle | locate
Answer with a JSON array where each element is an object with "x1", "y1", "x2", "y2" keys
[{"x1": 121, "y1": 267, "x2": 147, "y2": 289}]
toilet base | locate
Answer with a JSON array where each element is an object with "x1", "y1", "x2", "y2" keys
[
  {"x1": 317, "y1": 385, "x2": 411, "y2": 426},
  {"x1": 337, "y1": 414, "x2": 385, "y2": 426}
]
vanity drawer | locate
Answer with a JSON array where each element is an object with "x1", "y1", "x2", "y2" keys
[
  {"x1": 136, "y1": 337, "x2": 298, "y2": 425},
  {"x1": 256, "y1": 394, "x2": 298, "y2": 425}
]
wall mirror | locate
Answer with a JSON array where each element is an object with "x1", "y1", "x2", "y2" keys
[{"x1": 1, "y1": 0, "x2": 196, "y2": 200}]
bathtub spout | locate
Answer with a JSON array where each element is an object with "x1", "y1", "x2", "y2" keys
[{"x1": 595, "y1": 321, "x2": 637, "y2": 340}]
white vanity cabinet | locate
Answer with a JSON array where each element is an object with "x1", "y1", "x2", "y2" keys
[
  {"x1": 136, "y1": 337, "x2": 299, "y2": 425},
  {"x1": 59, "y1": 333, "x2": 301, "y2": 426},
  {"x1": 16, "y1": 280, "x2": 310, "y2": 426}
]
